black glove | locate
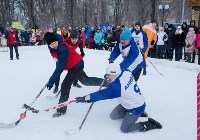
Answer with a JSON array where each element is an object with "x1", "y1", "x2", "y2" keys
[
  {"x1": 47, "y1": 83, "x2": 53, "y2": 90},
  {"x1": 80, "y1": 49, "x2": 85, "y2": 58},
  {"x1": 75, "y1": 96, "x2": 91, "y2": 103},
  {"x1": 81, "y1": 52, "x2": 85, "y2": 58},
  {"x1": 109, "y1": 60, "x2": 114, "y2": 64}
]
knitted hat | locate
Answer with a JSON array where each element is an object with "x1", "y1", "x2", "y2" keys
[
  {"x1": 70, "y1": 30, "x2": 78, "y2": 38},
  {"x1": 106, "y1": 63, "x2": 121, "y2": 75},
  {"x1": 159, "y1": 27, "x2": 164, "y2": 31},
  {"x1": 44, "y1": 32, "x2": 58, "y2": 45},
  {"x1": 135, "y1": 22, "x2": 142, "y2": 28},
  {"x1": 151, "y1": 20, "x2": 158, "y2": 24},
  {"x1": 120, "y1": 29, "x2": 132, "y2": 40},
  {"x1": 168, "y1": 24, "x2": 173, "y2": 28}
]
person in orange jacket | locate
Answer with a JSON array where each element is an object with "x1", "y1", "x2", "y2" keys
[
  {"x1": 142, "y1": 20, "x2": 157, "y2": 74},
  {"x1": 142, "y1": 20, "x2": 157, "y2": 57}
]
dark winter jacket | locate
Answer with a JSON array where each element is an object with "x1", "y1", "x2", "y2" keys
[
  {"x1": 173, "y1": 32, "x2": 185, "y2": 47},
  {"x1": 189, "y1": 20, "x2": 198, "y2": 34},
  {"x1": 22, "y1": 31, "x2": 30, "y2": 40},
  {"x1": 167, "y1": 28, "x2": 175, "y2": 49},
  {"x1": 0, "y1": 26, "x2": 5, "y2": 35},
  {"x1": 88, "y1": 30, "x2": 95, "y2": 43},
  {"x1": 115, "y1": 29, "x2": 121, "y2": 41},
  {"x1": 182, "y1": 22, "x2": 188, "y2": 37}
]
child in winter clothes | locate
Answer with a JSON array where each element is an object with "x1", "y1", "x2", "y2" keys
[
  {"x1": 185, "y1": 27, "x2": 196, "y2": 63},
  {"x1": 156, "y1": 27, "x2": 168, "y2": 59},
  {"x1": 196, "y1": 27, "x2": 200, "y2": 65},
  {"x1": 75, "y1": 63, "x2": 162, "y2": 133}
]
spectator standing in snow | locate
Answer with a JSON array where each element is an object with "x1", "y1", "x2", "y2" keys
[
  {"x1": 185, "y1": 27, "x2": 196, "y2": 63},
  {"x1": 94, "y1": 29, "x2": 104, "y2": 50},
  {"x1": 35, "y1": 29, "x2": 41, "y2": 45},
  {"x1": 189, "y1": 20, "x2": 198, "y2": 63},
  {"x1": 21, "y1": 28, "x2": 30, "y2": 46},
  {"x1": 1, "y1": 34, "x2": 7, "y2": 47},
  {"x1": 196, "y1": 27, "x2": 200, "y2": 65},
  {"x1": 88, "y1": 27, "x2": 95, "y2": 49},
  {"x1": 30, "y1": 33, "x2": 36, "y2": 46},
  {"x1": 44, "y1": 32, "x2": 108, "y2": 118},
  {"x1": 173, "y1": 26, "x2": 185, "y2": 61},
  {"x1": 155, "y1": 27, "x2": 168, "y2": 59},
  {"x1": 108, "y1": 29, "x2": 143, "y2": 82},
  {"x1": 115, "y1": 26, "x2": 121, "y2": 41},
  {"x1": 181, "y1": 22, "x2": 188, "y2": 60},
  {"x1": 5, "y1": 27, "x2": 20, "y2": 60},
  {"x1": 75, "y1": 63, "x2": 162, "y2": 133},
  {"x1": 81, "y1": 27, "x2": 86, "y2": 48},
  {"x1": 0, "y1": 23, "x2": 5, "y2": 35},
  {"x1": 166, "y1": 24, "x2": 175, "y2": 61}
]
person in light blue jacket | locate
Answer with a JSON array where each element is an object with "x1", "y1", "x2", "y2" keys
[
  {"x1": 108, "y1": 29, "x2": 143, "y2": 82},
  {"x1": 75, "y1": 63, "x2": 162, "y2": 133},
  {"x1": 94, "y1": 29, "x2": 104, "y2": 49}
]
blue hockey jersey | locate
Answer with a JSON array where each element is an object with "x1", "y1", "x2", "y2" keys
[
  {"x1": 108, "y1": 38, "x2": 143, "y2": 74},
  {"x1": 89, "y1": 70, "x2": 145, "y2": 115}
]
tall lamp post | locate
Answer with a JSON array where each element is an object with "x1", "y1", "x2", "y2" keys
[{"x1": 158, "y1": 4, "x2": 169, "y2": 27}]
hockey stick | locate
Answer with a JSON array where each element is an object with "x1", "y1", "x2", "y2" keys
[
  {"x1": 46, "y1": 90, "x2": 61, "y2": 100},
  {"x1": 139, "y1": 48, "x2": 164, "y2": 76},
  {"x1": 65, "y1": 78, "x2": 106, "y2": 135},
  {"x1": 22, "y1": 100, "x2": 76, "y2": 114},
  {"x1": 0, "y1": 85, "x2": 46, "y2": 129}
]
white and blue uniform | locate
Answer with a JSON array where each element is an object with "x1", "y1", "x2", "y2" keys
[
  {"x1": 108, "y1": 39, "x2": 143, "y2": 75},
  {"x1": 89, "y1": 70, "x2": 145, "y2": 115},
  {"x1": 131, "y1": 30, "x2": 148, "y2": 52}
]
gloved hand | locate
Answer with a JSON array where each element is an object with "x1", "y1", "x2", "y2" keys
[
  {"x1": 47, "y1": 83, "x2": 53, "y2": 90},
  {"x1": 109, "y1": 60, "x2": 114, "y2": 64},
  {"x1": 81, "y1": 52, "x2": 85, "y2": 58},
  {"x1": 75, "y1": 96, "x2": 91, "y2": 103},
  {"x1": 80, "y1": 49, "x2": 85, "y2": 58}
]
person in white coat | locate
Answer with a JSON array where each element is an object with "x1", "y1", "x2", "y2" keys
[{"x1": 156, "y1": 27, "x2": 168, "y2": 59}]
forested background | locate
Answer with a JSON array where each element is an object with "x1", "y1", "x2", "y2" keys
[{"x1": 0, "y1": 0, "x2": 192, "y2": 29}]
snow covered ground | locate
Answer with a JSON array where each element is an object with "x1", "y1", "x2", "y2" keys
[{"x1": 0, "y1": 46, "x2": 199, "y2": 140}]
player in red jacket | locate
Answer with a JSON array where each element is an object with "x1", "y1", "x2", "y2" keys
[{"x1": 45, "y1": 31, "x2": 108, "y2": 117}]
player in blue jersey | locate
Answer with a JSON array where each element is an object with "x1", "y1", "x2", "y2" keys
[
  {"x1": 108, "y1": 29, "x2": 144, "y2": 82},
  {"x1": 75, "y1": 63, "x2": 162, "y2": 133}
]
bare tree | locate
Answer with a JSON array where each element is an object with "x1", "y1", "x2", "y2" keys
[{"x1": 0, "y1": 0, "x2": 193, "y2": 29}]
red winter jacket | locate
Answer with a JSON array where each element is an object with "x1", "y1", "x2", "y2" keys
[
  {"x1": 64, "y1": 38, "x2": 82, "y2": 50},
  {"x1": 196, "y1": 33, "x2": 200, "y2": 49},
  {"x1": 50, "y1": 42, "x2": 82, "y2": 70},
  {"x1": 7, "y1": 31, "x2": 18, "y2": 45}
]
